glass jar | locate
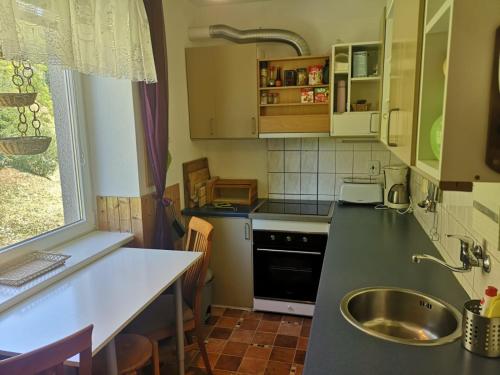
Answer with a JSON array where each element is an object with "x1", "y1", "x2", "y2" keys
[{"x1": 260, "y1": 92, "x2": 268, "y2": 105}]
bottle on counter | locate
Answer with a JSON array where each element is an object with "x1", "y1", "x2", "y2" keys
[{"x1": 480, "y1": 285, "x2": 498, "y2": 316}]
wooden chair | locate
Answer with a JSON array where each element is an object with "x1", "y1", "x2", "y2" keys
[
  {"x1": 124, "y1": 216, "x2": 214, "y2": 375},
  {"x1": 92, "y1": 334, "x2": 153, "y2": 375},
  {"x1": 0, "y1": 325, "x2": 93, "y2": 375}
]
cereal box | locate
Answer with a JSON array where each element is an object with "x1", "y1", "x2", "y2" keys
[{"x1": 300, "y1": 88, "x2": 314, "y2": 103}]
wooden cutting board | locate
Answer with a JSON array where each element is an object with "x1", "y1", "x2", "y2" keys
[{"x1": 183, "y1": 158, "x2": 210, "y2": 208}]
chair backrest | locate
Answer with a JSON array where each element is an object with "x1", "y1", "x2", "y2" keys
[
  {"x1": 0, "y1": 325, "x2": 93, "y2": 375},
  {"x1": 183, "y1": 216, "x2": 214, "y2": 320}
]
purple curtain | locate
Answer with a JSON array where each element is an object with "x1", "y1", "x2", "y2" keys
[{"x1": 140, "y1": 0, "x2": 173, "y2": 249}]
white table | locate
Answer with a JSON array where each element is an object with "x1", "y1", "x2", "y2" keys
[{"x1": 0, "y1": 247, "x2": 201, "y2": 375}]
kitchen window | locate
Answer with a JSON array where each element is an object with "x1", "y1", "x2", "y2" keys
[{"x1": 0, "y1": 60, "x2": 94, "y2": 254}]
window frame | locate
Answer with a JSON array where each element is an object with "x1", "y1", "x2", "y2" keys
[{"x1": 0, "y1": 70, "x2": 95, "y2": 258}]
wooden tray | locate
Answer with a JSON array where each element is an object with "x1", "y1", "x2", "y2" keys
[{"x1": 211, "y1": 179, "x2": 258, "y2": 206}]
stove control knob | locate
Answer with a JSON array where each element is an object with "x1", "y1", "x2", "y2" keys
[
  {"x1": 270, "y1": 234, "x2": 276, "y2": 241},
  {"x1": 286, "y1": 236, "x2": 292, "y2": 242},
  {"x1": 302, "y1": 236, "x2": 308, "y2": 243}
]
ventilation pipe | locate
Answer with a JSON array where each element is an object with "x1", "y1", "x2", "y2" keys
[{"x1": 188, "y1": 24, "x2": 311, "y2": 56}]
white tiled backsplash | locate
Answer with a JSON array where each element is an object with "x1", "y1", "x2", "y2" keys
[
  {"x1": 411, "y1": 170, "x2": 500, "y2": 299},
  {"x1": 267, "y1": 138, "x2": 402, "y2": 201}
]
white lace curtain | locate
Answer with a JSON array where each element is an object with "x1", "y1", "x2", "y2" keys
[{"x1": 0, "y1": 0, "x2": 157, "y2": 82}]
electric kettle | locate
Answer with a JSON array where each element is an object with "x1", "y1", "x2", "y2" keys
[{"x1": 383, "y1": 166, "x2": 410, "y2": 209}]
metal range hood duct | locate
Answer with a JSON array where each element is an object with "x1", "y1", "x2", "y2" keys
[{"x1": 188, "y1": 24, "x2": 311, "y2": 56}]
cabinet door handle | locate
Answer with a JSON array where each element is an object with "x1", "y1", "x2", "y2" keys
[
  {"x1": 369, "y1": 112, "x2": 379, "y2": 133},
  {"x1": 251, "y1": 116, "x2": 257, "y2": 135},
  {"x1": 387, "y1": 108, "x2": 400, "y2": 147},
  {"x1": 209, "y1": 118, "x2": 215, "y2": 136},
  {"x1": 244, "y1": 223, "x2": 250, "y2": 240}
]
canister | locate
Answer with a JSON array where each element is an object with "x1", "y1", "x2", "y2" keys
[{"x1": 352, "y1": 51, "x2": 368, "y2": 77}]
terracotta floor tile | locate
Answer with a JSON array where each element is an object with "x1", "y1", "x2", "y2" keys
[
  {"x1": 200, "y1": 325, "x2": 214, "y2": 340},
  {"x1": 302, "y1": 318, "x2": 312, "y2": 328},
  {"x1": 212, "y1": 307, "x2": 226, "y2": 316},
  {"x1": 240, "y1": 319, "x2": 260, "y2": 330},
  {"x1": 269, "y1": 347, "x2": 294, "y2": 363},
  {"x1": 210, "y1": 327, "x2": 233, "y2": 340},
  {"x1": 274, "y1": 335, "x2": 298, "y2": 349},
  {"x1": 206, "y1": 338, "x2": 227, "y2": 353},
  {"x1": 264, "y1": 360, "x2": 291, "y2": 375},
  {"x1": 262, "y1": 313, "x2": 282, "y2": 322},
  {"x1": 277, "y1": 322, "x2": 301, "y2": 337},
  {"x1": 294, "y1": 350, "x2": 306, "y2": 365},
  {"x1": 238, "y1": 357, "x2": 268, "y2": 375},
  {"x1": 243, "y1": 311, "x2": 264, "y2": 320},
  {"x1": 207, "y1": 315, "x2": 220, "y2": 325},
  {"x1": 281, "y1": 315, "x2": 303, "y2": 325},
  {"x1": 215, "y1": 355, "x2": 242, "y2": 372},
  {"x1": 297, "y1": 337, "x2": 308, "y2": 351},
  {"x1": 257, "y1": 320, "x2": 280, "y2": 333},
  {"x1": 300, "y1": 325, "x2": 310, "y2": 338},
  {"x1": 186, "y1": 367, "x2": 207, "y2": 375},
  {"x1": 213, "y1": 370, "x2": 236, "y2": 375},
  {"x1": 223, "y1": 308, "x2": 244, "y2": 318},
  {"x1": 253, "y1": 332, "x2": 276, "y2": 346},
  {"x1": 223, "y1": 341, "x2": 249, "y2": 357},
  {"x1": 245, "y1": 345, "x2": 272, "y2": 361},
  {"x1": 187, "y1": 308, "x2": 308, "y2": 375},
  {"x1": 229, "y1": 329, "x2": 255, "y2": 344},
  {"x1": 293, "y1": 364, "x2": 304, "y2": 375},
  {"x1": 217, "y1": 316, "x2": 240, "y2": 329},
  {"x1": 193, "y1": 352, "x2": 219, "y2": 369}
]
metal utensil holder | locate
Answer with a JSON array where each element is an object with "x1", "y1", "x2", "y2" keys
[{"x1": 462, "y1": 300, "x2": 500, "y2": 357}]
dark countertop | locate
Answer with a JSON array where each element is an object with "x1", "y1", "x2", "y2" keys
[
  {"x1": 182, "y1": 200, "x2": 262, "y2": 219},
  {"x1": 304, "y1": 203, "x2": 500, "y2": 375}
]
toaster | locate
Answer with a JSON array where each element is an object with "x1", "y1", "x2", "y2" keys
[{"x1": 339, "y1": 183, "x2": 383, "y2": 205}]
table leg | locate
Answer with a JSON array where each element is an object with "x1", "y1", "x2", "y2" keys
[
  {"x1": 175, "y1": 278, "x2": 185, "y2": 375},
  {"x1": 105, "y1": 338, "x2": 119, "y2": 375}
]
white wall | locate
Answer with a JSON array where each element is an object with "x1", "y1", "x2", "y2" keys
[
  {"x1": 83, "y1": 75, "x2": 143, "y2": 197},
  {"x1": 411, "y1": 171, "x2": 500, "y2": 299},
  {"x1": 164, "y1": 0, "x2": 386, "y2": 205}
]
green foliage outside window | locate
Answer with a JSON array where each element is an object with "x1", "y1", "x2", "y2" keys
[{"x1": 0, "y1": 61, "x2": 58, "y2": 177}]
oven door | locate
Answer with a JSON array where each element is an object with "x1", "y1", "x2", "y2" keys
[{"x1": 253, "y1": 247, "x2": 324, "y2": 303}]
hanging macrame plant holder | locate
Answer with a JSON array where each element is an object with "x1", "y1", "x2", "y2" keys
[{"x1": 0, "y1": 60, "x2": 51, "y2": 156}]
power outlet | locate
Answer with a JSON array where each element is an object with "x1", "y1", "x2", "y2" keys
[{"x1": 368, "y1": 160, "x2": 380, "y2": 175}]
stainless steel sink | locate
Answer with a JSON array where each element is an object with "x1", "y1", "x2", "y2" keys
[{"x1": 340, "y1": 287, "x2": 462, "y2": 346}]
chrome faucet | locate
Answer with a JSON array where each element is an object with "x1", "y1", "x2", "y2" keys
[{"x1": 412, "y1": 234, "x2": 491, "y2": 273}]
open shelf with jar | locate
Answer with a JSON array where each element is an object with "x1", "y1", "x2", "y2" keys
[
  {"x1": 257, "y1": 55, "x2": 331, "y2": 137},
  {"x1": 330, "y1": 41, "x2": 382, "y2": 137}
]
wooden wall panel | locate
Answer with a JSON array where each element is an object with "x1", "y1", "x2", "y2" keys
[{"x1": 96, "y1": 184, "x2": 182, "y2": 249}]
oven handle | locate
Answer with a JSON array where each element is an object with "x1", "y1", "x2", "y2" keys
[{"x1": 256, "y1": 248, "x2": 322, "y2": 256}]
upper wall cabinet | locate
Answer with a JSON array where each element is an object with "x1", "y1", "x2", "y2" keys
[
  {"x1": 258, "y1": 55, "x2": 331, "y2": 137},
  {"x1": 379, "y1": 0, "x2": 424, "y2": 165},
  {"x1": 415, "y1": 0, "x2": 500, "y2": 188},
  {"x1": 330, "y1": 42, "x2": 382, "y2": 137},
  {"x1": 186, "y1": 44, "x2": 258, "y2": 139}
]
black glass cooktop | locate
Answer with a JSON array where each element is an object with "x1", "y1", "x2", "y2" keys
[{"x1": 254, "y1": 199, "x2": 333, "y2": 216}]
